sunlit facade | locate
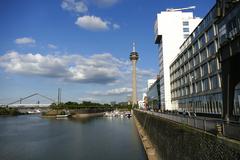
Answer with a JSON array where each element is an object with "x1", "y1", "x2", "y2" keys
[
  {"x1": 170, "y1": 6, "x2": 240, "y2": 116},
  {"x1": 154, "y1": 9, "x2": 201, "y2": 110}
]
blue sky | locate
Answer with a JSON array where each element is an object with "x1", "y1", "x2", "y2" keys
[{"x1": 0, "y1": 0, "x2": 215, "y2": 104}]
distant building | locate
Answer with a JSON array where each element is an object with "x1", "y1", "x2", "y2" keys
[
  {"x1": 147, "y1": 79, "x2": 156, "y2": 90},
  {"x1": 147, "y1": 77, "x2": 161, "y2": 110},
  {"x1": 138, "y1": 93, "x2": 147, "y2": 109},
  {"x1": 154, "y1": 8, "x2": 202, "y2": 110}
]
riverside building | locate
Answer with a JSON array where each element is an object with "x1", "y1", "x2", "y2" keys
[
  {"x1": 154, "y1": 7, "x2": 202, "y2": 110},
  {"x1": 169, "y1": 5, "x2": 240, "y2": 116},
  {"x1": 147, "y1": 76, "x2": 161, "y2": 110}
]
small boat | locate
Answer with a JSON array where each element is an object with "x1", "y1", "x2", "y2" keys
[
  {"x1": 27, "y1": 109, "x2": 41, "y2": 114},
  {"x1": 56, "y1": 114, "x2": 69, "y2": 118},
  {"x1": 125, "y1": 113, "x2": 132, "y2": 118}
]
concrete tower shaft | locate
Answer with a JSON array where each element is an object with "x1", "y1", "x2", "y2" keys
[{"x1": 130, "y1": 43, "x2": 139, "y2": 106}]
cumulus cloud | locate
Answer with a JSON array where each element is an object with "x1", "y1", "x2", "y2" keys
[
  {"x1": 75, "y1": 15, "x2": 109, "y2": 31},
  {"x1": 91, "y1": 87, "x2": 132, "y2": 96},
  {"x1": 61, "y1": 0, "x2": 88, "y2": 13},
  {"x1": 15, "y1": 37, "x2": 36, "y2": 45},
  {"x1": 0, "y1": 51, "x2": 131, "y2": 84},
  {"x1": 48, "y1": 44, "x2": 57, "y2": 49}
]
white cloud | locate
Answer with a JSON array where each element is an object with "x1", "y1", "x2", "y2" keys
[
  {"x1": 92, "y1": 0, "x2": 119, "y2": 7},
  {"x1": 48, "y1": 44, "x2": 57, "y2": 49},
  {"x1": 75, "y1": 15, "x2": 110, "y2": 31},
  {"x1": 61, "y1": 0, "x2": 88, "y2": 13},
  {"x1": 113, "y1": 23, "x2": 120, "y2": 30},
  {"x1": 15, "y1": 37, "x2": 36, "y2": 45},
  {"x1": 91, "y1": 87, "x2": 132, "y2": 96},
  {"x1": 0, "y1": 50, "x2": 157, "y2": 103},
  {"x1": 0, "y1": 51, "x2": 131, "y2": 84}
]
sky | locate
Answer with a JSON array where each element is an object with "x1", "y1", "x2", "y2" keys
[{"x1": 0, "y1": 0, "x2": 216, "y2": 104}]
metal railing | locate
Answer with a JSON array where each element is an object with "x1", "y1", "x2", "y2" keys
[{"x1": 135, "y1": 109, "x2": 240, "y2": 141}]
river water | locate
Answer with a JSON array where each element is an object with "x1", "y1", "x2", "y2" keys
[{"x1": 0, "y1": 115, "x2": 147, "y2": 160}]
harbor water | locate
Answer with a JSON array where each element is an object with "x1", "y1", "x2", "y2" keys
[{"x1": 0, "y1": 115, "x2": 147, "y2": 160}]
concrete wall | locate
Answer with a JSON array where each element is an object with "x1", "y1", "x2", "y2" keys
[{"x1": 134, "y1": 110, "x2": 240, "y2": 160}]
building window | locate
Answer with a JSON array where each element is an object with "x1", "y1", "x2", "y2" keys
[
  {"x1": 190, "y1": 72, "x2": 194, "y2": 81},
  {"x1": 183, "y1": 21, "x2": 189, "y2": 26},
  {"x1": 199, "y1": 35, "x2": 206, "y2": 48},
  {"x1": 185, "y1": 75, "x2": 189, "y2": 83},
  {"x1": 201, "y1": 63, "x2": 208, "y2": 76},
  {"x1": 184, "y1": 52, "x2": 188, "y2": 61},
  {"x1": 183, "y1": 28, "x2": 189, "y2": 32},
  {"x1": 189, "y1": 58, "x2": 194, "y2": 68},
  {"x1": 202, "y1": 78, "x2": 209, "y2": 91},
  {"x1": 195, "y1": 67, "x2": 201, "y2": 79},
  {"x1": 188, "y1": 47, "x2": 193, "y2": 57},
  {"x1": 207, "y1": 42, "x2": 216, "y2": 57},
  {"x1": 210, "y1": 75, "x2": 219, "y2": 89},
  {"x1": 209, "y1": 59, "x2": 217, "y2": 73},
  {"x1": 200, "y1": 49, "x2": 207, "y2": 62},
  {"x1": 192, "y1": 83, "x2": 196, "y2": 94},
  {"x1": 194, "y1": 54, "x2": 200, "y2": 66},
  {"x1": 206, "y1": 27, "x2": 214, "y2": 42},
  {"x1": 196, "y1": 81, "x2": 202, "y2": 93},
  {"x1": 184, "y1": 34, "x2": 189, "y2": 39},
  {"x1": 184, "y1": 63, "x2": 189, "y2": 72},
  {"x1": 193, "y1": 42, "x2": 199, "y2": 53},
  {"x1": 186, "y1": 85, "x2": 190, "y2": 95}
]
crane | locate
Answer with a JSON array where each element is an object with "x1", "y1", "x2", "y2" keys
[{"x1": 166, "y1": 6, "x2": 196, "y2": 12}]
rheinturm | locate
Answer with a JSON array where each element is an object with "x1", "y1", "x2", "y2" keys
[{"x1": 130, "y1": 43, "x2": 139, "y2": 106}]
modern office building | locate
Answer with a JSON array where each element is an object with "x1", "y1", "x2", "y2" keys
[
  {"x1": 154, "y1": 7, "x2": 202, "y2": 110},
  {"x1": 147, "y1": 79, "x2": 156, "y2": 90},
  {"x1": 147, "y1": 76, "x2": 161, "y2": 110},
  {"x1": 169, "y1": 4, "x2": 240, "y2": 116}
]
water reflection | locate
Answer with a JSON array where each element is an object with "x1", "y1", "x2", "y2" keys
[{"x1": 0, "y1": 115, "x2": 147, "y2": 160}]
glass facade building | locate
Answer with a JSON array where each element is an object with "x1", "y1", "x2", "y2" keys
[
  {"x1": 147, "y1": 78, "x2": 161, "y2": 110},
  {"x1": 169, "y1": 6, "x2": 240, "y2": 116}
]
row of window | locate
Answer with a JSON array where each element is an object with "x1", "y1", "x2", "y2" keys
[
  {"x1": 173, "y1": 89, "x2": 240, "y2": 115},
  {"x1": 178, "y1": 25, "x2": 216, "y2": 66},
  {"x1": 171, "y1": 74, "x2": 220, "y2": 98},
  {"x1": 173, "y1": 93, "x2": 223, "y2": 114},
  {"x1": 170, "y1": 57, "x2": 219, "y2": 83},
  {"x1": 171, "y1": 39, "x2": 216, "y2": 73},
  {"x1": 180, "y1": 6, "x2": 216, "y2": 52}
]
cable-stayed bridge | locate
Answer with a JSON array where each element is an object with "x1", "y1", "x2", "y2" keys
[{"x1": 1, "y1": 93, "x2": 56, "y2": 108}]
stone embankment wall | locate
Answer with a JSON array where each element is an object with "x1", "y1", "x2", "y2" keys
[{"x1": 134, "y1": 110, "x2": 240, "y2": 160}]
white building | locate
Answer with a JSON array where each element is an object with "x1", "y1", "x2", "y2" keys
[
  {"x1": 138, "y1": 93, "x2": 147, "y2": 109},
  {"x1": 154, "y1": 8, "x2": 202, "y2": 110}
]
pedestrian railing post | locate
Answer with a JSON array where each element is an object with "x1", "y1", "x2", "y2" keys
[{"x1": 204, "y1": 119, "x2": 206, "y2": 131}]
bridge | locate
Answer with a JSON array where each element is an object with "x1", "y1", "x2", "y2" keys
[{"x1": 1, "y1": 93, "x2": 56, "y2": 108}]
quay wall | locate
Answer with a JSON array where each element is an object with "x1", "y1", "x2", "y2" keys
[{"x1": 133, "y1": 109, "x2": 240, "y2": 160}]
